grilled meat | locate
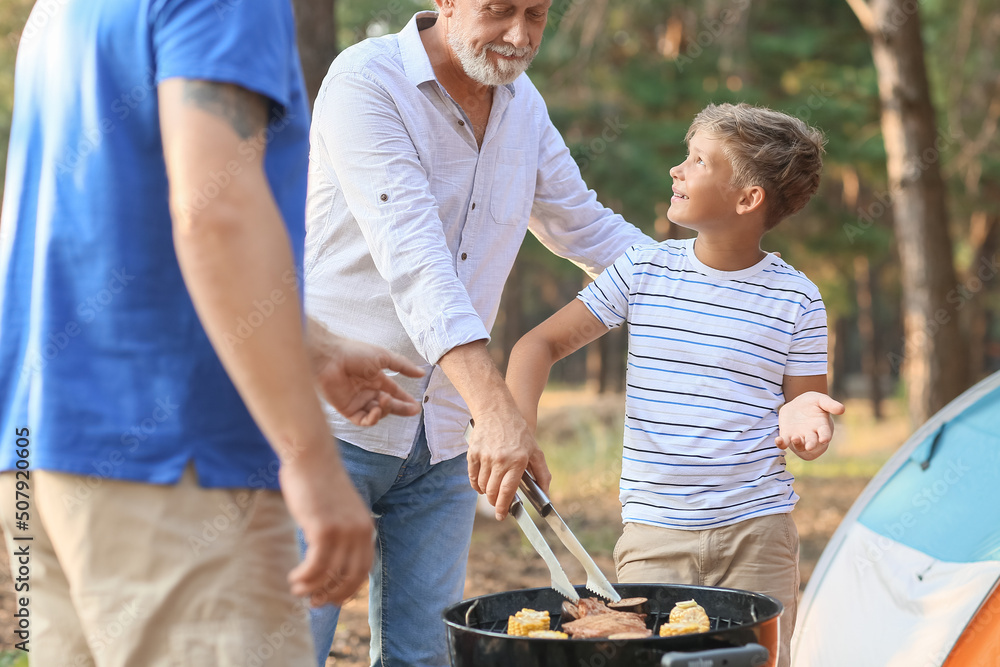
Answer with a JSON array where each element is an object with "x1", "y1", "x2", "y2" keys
[
  {"x1": 607, "y1": 597, "x2": 649, "y2": 615},
  {"x1": 559, "y1": 597, "x2": 650, "y2": 638},
  {"x1": 561, "y1": 612, "x2": 650, "y2": 639}
]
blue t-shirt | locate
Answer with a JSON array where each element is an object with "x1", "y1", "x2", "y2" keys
[{"x1": 0, "y1": 0, "x2": 310, "y2": 489}]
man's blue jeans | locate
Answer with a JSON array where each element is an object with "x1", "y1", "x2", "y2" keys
[{"x1": 300, "y1": 422, "x2": 478, "y2": 667}]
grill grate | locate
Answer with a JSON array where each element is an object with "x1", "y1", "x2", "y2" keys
[{"x1": 477, "y1": 611, "x2": 739, "y2": 635}]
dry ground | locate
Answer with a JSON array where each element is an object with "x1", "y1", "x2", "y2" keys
[{"x1": 0, "y1": 393, "x2": 905, "y2": 663}]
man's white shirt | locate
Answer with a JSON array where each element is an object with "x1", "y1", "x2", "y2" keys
[{"x1": 304, "y1": 12, "x2": 649, "y2": 462}]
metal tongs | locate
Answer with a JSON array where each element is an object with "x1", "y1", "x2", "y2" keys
[
  {"x1": 512, "y1": 473, "x2": 621, "y2": 604},
  {"x1": 464, "y1": 423, "x2": 620, "y2": 604}
]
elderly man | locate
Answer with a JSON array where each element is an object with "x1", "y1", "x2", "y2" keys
[{"x1": 303, "y1": 0, "x2": 652, "y2": 664}]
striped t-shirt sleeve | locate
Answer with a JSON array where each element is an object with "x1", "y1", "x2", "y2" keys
[
  {"x1": 785, "y1": 293, "x2": 828, "y2": 376},
  {"x1": 577, "y1": 246, "x2": 637, "y2": 329}
]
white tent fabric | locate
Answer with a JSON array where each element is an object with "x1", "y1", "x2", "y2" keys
[
  {"x1": 793, "y1": 522, "x2": 1000, "y2": 666},
  {"x1": 793, "y1": 372, "x2": 1000, "y2": 666}
]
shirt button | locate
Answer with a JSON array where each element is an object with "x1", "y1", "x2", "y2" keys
[
  {"x1": 461, "y1": 252, "x2": 468, "y2": 260},
  {"x1": 379, "y1": 193, "x2": 388, "y2": 202},
  {"x1": 458, "y1": 120, "x2": 465, "y2": 126},
  {"x1": 423, "y1": 396, "x2": 430, "y2": 403}
]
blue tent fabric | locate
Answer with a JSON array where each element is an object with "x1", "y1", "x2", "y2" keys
[
  {"x1": 858, "y1": 383, "x2": 1000, "y2": 564},
  {"x1": 794, "y1": 372, "x2": 1000, "y2": 666}
]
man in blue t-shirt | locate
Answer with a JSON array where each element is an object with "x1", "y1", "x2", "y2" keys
[{"x1": 0, "y1": 2, "x2": 422, "y2": 663}]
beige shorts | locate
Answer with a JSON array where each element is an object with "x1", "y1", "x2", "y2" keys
[
  {"x1": 0, "y1": 465, "x2": 314, "y2": 666},
  {"x1": 614, "y1": 512, "x2": 799, "y2": 667}
]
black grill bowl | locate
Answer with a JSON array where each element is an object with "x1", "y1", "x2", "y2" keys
[{"x1": 444, "y1": 583, "x2": 781, "y2": 667}]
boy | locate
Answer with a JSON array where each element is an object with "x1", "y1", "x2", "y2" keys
[{"x1": 506, "y1": 103, "x2": 845, "y2": 667}]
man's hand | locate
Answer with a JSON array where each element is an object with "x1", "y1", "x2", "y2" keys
[
  {"x1": 465, "y1": 405, "x2": 551, "y2": 521},
  {"x1": 282, "y1": 442, "x2": 374, "y2": 607},
  {"x1": 775, "y1": 391, "x2": 845, "y2": 461},
  {"x1": 307, "y1": 317, "x2": 424, "y2": 426}
]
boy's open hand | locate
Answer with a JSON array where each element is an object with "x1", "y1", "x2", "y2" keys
[{"x1": 775, "y1": 391, "x2": 845, "y2": 461}]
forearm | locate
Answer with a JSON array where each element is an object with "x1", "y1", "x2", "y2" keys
[
  {"x1": 781, "y1": 375, "x2": 829, "y2": 403},
  {"x1": 440, "y1": 339, "x2": 552, "y2": 513},
  {"x1": 505, "y1": 335, "x2": 557, "y2": 433},
  {"x1": 438, "y1": 340, "x2": 516, "y2": 419},
  {"x1": 505, "y1": 300, "x2": 609, "y2": 431},
  {"x1": 173, "y1": 193, "x2": 332, "y2": 464}
]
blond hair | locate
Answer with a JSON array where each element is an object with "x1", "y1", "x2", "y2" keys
[{"x1": 686, "y1": 103, "x2": 825, "y2": 229}]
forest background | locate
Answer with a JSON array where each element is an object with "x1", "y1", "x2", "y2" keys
[
  {"x1": 1, "y1": 1, "x2": 998, "y2": 663},
  {"x1": 3, "y1": 0, "x2": 1000, "y2": 424}
]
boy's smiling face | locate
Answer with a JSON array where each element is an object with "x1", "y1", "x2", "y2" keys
[{"x1": 667, "y1": 131, "x2": 743, "y2": 231}]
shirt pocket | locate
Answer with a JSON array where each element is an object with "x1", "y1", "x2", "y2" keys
[{"x1": 490, "y1": 148, "x2": 533, "y2": 225}]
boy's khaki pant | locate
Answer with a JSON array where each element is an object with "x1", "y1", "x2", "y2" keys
[
  {"x1": 614, "y1": 513, "x2": 799, "y2": 667},
  {"x1": 0, "y1": 465, "x2": 314, "y2": 666}
]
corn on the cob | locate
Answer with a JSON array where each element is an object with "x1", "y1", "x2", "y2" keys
[
  {"x1": 527, "y1": 630, "x2": 568, "y2": 639},
  {"x1": 668, "y1": 600, "x2": 710, "y2": 632},
  {"x1": 507, "y1": 609, "x2": 550, "y2": 636},
  {"x1": 658, "y1": 622, "x2": 703, "y2": 637}
]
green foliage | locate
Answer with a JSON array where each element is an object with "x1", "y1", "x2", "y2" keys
[
  {"x1": 325, "y1": 0, "x2": 1000, "y2": 379},
  {"x1": 519, "y1": 0, "x2": 890, "y2": 323},
  {"x1": 920, "y1": 0, "x2": 1000, "y2": 269},
  {"x1": 3, "y1": 0, "x2": 996, "y2": 384},
  {"x1": 0, "y1": 651, "x2": 28, "y2": 667},
  {"x1": 337, "y1": 0, "x2": 429, "y2": 47},
  {"x1": 0, "y1": 0, "x2": 34, "y2": 191}
]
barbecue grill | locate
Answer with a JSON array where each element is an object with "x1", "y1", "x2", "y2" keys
[{"x1": 444, "y1": 583, "x2": 780, "y2": 667}]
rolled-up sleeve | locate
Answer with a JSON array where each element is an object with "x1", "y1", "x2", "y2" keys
[
  {"x1": 311, "y1": 70, "x2": 488, "y2": 363},
  {"x1": 529, "y1": 111, "x2": 651, "y2": 277}
]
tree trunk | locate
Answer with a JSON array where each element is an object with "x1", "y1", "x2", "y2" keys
[
  {"x1": 603, "y1": 326, "x2": 626, "y2": 393},
  {"x1": 586, "y1": 329, "x2": 605, "y2": 393},
  {"x1": 291, "y1": 0, "x2": 337, "y2": 108},
  {"x1": 585, "y1": 275, "x2": 624, "y2": 394},
  {"x1": 704, "y1": 0, "x2": 751, "y2": 82},
  {"x1": 854, "y1": 255, "x2": 883, "y2": 420},
  {"x1": 829, "y1": 316, "x2": 849, "y2": 399},
  {"x1": 498, "y1": 259, "x2": 524, "y2": 375},
  {"x1": 846, "y1": 0, "x2": 969, "y2": 424},
  {"x1": 961, "y1": 211, "x2": 999, "y2": 382}
]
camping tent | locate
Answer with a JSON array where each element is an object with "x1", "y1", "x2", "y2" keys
[{"x1": 792, "y1": 371, "x2": 1000, "y2": 666}]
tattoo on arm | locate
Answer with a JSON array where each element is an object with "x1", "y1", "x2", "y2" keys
[{"x1": 180, "y1": 80, "x2": 267, "y2": 140}]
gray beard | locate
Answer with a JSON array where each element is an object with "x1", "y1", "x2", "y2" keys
[{"x1": 446, "y1": 30, "x2": 535, "y2": 87}]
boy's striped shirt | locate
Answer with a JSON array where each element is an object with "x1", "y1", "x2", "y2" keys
[{"x1": 578, "y1": 238, "x2": 828, "y2": 529}]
